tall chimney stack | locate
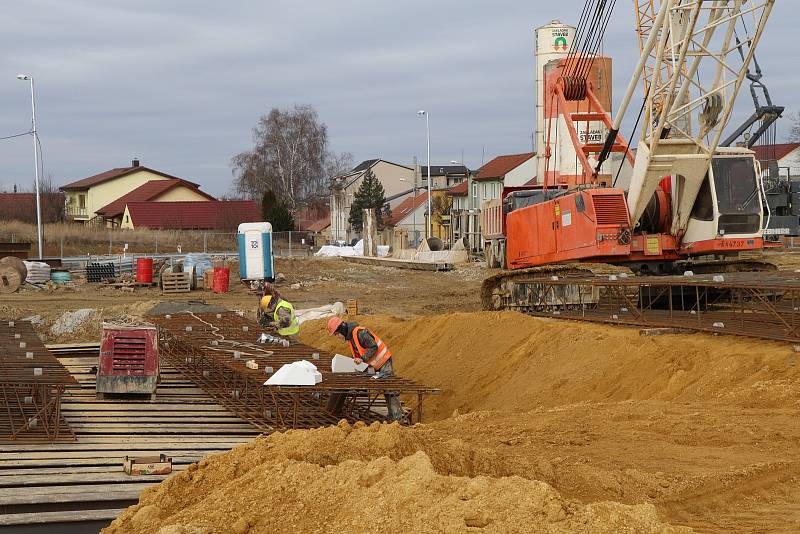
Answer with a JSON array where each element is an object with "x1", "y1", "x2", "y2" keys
[{"x1": 132, "y1": 158, "x2": 140, "y2": 167}]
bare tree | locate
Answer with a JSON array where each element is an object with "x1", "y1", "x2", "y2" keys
[
  {"x1": 39, "y1": 174, "x2": 65, "y2": 223},
  {"x1": 324, "y1": 151, "x2": 354, "y2": 185},
  {"x1": 232, "y1": 105, "x2": 336, "y2": 211}
]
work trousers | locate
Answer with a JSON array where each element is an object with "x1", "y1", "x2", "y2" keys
[{"x1": 326, "y1": 359, "x2": 403, "y2": 421}]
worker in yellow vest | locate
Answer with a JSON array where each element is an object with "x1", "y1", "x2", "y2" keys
[
  {"x1": 326, "y1": 317, "x2": 402, "y2": 420},
  {"x1": 259, "y1": 295, "x2": 300, "y2": 338}
]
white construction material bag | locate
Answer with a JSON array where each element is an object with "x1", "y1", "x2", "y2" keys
[
  {"x1": 265, "y1": 360, "x2": 323, "y2": 386},
  {"x1": 331, "y1": 354, "x2": 368, "y2": 373}
]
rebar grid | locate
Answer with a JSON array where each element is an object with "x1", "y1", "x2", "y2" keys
[
  {"x1": 505, "y1": 271, "x2": 800, "y2": 343},
  {"x1": 0, "y1": 321, "x2": 77, "y2": 443},
  {"x1": 151, "y1": 312, "x2": 439, "y2": 431}
]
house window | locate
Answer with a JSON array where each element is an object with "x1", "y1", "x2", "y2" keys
[
  {"x1": 472, "y1": 182, "x2": 477, "y2": 198},
  {"x1": 125, "y1": 215, "x2": 129, "y2": 224},
  {"x1": 78, "y1": 194, "x2": 86, "y2": 209}
]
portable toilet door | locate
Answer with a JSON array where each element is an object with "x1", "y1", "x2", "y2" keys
[{"x1": 237, "y1": 222, "x2": 274, "y2": 280}]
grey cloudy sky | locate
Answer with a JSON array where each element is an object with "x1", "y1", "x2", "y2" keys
[{"x1": 0, "y1": 0, "x2": 796, "y2": 196}]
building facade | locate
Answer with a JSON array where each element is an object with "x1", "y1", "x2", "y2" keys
[
  {"x1": 330, "y1": 159, "x2": 414, "y2": 243},
  {"x1": 60, "y1": 159, "x2": 212, "y2": 225}
]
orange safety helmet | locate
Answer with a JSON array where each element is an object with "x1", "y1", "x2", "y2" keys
[{"x1": 327, "y1": 316, "x2": 343, "y2": 336}]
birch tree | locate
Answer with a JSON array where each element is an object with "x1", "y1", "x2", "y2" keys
[{"x1": 232, "y1": 105, "x2": 335, "y2": 210}]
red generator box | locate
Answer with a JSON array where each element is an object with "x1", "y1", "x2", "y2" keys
[{"x1": 97, "y1": 323, "x2": 159, "y2": 399}]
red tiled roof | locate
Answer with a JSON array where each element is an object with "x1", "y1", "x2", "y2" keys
[
  {"x1": 446, "y1": 181, "x2": 468, "y2": 196},
  {"x1": 125, "y1": 201, "x2": 260, "y2": 230},
  {"x1": 60, "y1": 164, "x2": 200, "y2": 191},
  {"x1": 386, "y1": 192, "x2": 428, "y2": 226},
  {"x1": 96, "y1": 179, "x2": 215, "y2": 218},
  {"x1": 0, "y1": 193, "x2": 64, "y2": 223},
  {"x1": 474, "y1": 152, "x2": 535, "y2": 181},
  {"x1": 307, "y1": 216, "x2": 331, "y2": 232},
  {"x1": 752, "y1": 143, "x2": 800, "y2": 163}
]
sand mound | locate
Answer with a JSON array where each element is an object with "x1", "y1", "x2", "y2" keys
[
  {"x1": 300, "y1": 311, "x2": 800, "y2": 420},
  {"x1": 104, "y1": 422, "x2": 687, "y2": 534}
]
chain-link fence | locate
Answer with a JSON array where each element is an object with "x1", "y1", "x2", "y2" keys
[{"x1": 0, "y1": 224, "x2": 326, "y2": 260}]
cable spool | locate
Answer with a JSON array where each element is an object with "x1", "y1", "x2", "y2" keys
[
  {"x1": 51, "y1": 271, "x2": 72, "y2": 284},
  {"x1": 0, "y1": 256, "x2": 27, "y2": 283},
  {"x1": 560, "y1": 76, "x2": 587, "y2": 101},
  {"x1": 0, "y1": 264, "x2": 23, "y2": 294}
]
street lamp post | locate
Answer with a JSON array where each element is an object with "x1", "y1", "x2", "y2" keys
[
  {"x1": 17, "y1": 74, "x2": 43, "y2": 259},
  {"x1": 417, "y1": 110, "x2": 432, "y2": 239}
]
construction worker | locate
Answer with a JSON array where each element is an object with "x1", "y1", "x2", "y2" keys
[
  {"x1": 326, "y1": 317, "x2": 402, "y2": 421},
  {"x1": 259, "y1": 294, "x2": 300, "y2": 339}
]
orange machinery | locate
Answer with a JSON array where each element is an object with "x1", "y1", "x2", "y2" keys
[{"x1": 484, "y1": 11, "x2": 770, "y2": 273}]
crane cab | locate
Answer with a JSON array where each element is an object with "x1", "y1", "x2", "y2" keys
[{"x1": 680, "y1": 148, "x2": 765, "y2": 255}]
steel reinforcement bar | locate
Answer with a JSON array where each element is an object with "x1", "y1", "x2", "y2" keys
[
  {"x1": 503, "y1": 271, "x2": 800, "y2": 343},
  {"x1": 0, "y1": 321, "x2": 77, "y2": 443},
  {"x1": 150, "y1": 312, "x2": 439, "y2": 431}
]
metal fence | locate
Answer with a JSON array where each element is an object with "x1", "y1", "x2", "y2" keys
[{"x1": 3, "y1": 230, "x2": 322, "y2": 261}]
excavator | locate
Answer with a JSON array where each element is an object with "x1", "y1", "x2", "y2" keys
[{"x1": 482, "y1": 0, "x2": 776, "y2": 311}]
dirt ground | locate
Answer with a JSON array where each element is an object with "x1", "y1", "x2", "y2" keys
[
  {"x1": 0, "y1": 257, "x2": 487, "y2": 342},
  {"x1": 5, "y1": 253, "x2": 800, "y2": 532}
]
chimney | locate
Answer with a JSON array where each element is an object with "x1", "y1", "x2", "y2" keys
[{"x1": 132, "y1": 158, "x2": 140, "y2": 167}]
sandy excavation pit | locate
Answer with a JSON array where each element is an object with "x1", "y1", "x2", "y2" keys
[{"x1": 106, "y1": 309, "x2": 800, "y2": 533}]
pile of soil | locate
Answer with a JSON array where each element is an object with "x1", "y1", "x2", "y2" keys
[
  {"x1": 300, "y1": 311, "x2": 800, "y2": 420},
  {"x1": 104, "y1": 421, "x2": 687, "y2": 534},
  {"x1": 103, "y1": 310, "x2": 800, "y2": 532}
]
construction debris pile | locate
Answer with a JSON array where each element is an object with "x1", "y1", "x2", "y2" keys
[{"x1": 103, "y1": 421, "x2": 686, "y2": 534}]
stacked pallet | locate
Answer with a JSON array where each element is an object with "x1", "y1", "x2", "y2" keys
[{"x1": 161, "y1": 272, "x2": 191, "y2": 294}]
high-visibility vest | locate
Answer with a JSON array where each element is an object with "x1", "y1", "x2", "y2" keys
[
  {"x1": 274, "y1": 300, "x2": 299, "y2": 336},
  {"x1": 349, "y1": 326, "x2": 392, "y2": 371}
]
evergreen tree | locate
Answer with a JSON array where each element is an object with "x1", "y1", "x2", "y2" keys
[
  {"x1": 261, "y1": 189, "x2": 295, "y2": 231},
  {"x1": 348, "y1": 169, "x2": 391, "y2": 233}
]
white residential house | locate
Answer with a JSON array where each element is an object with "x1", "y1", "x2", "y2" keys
[
  {"x1": 386, "y1": 191, "x2": 430, "y2": 246},
  {"x1": 753, "y1": 143, "x2": 800, "y2": 178},
  {"x1": 473, "y1": 152, "x2": 536, "y2": 208},
  {"x1": 330, "y1": 159, "x2": 414, "y2": 243}
]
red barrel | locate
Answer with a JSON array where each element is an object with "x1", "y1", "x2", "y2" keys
[
  {"x1": 212, "y1": 267, "x2": 230, "y2": 293},
  {"x1": 136, "y1": 258, "x2": 154, "y2": 284}
]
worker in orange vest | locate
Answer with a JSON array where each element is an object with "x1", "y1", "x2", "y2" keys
[{"x1": 326, "y1": 316, "x2": 402, "y2": 420}]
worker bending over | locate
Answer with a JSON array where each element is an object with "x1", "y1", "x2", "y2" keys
[
  {"x1": 259, "y1": 294, "x2": 299, "y2": 339},
  {"x1": 326, "y1": 317, "x2": 402, "y2": 421}
]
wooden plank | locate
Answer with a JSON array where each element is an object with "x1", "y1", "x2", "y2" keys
[
  {"x1": 0, "y1": 455, "x2": 211, "y2": 468},
  {"x1": 68, "y1": 423, "x2": 256, "y2": 431},
  {"x1": 0, "y1": 484, "x2": 149, "y2": 505},
  {"x1": 61, "y1": 405, "x2": 226, "y2": 412},
  {"x1": 0, "y1": 464, "x2": 188, "y2": 477},
  {"x1": 63, "y1": 416, "x2": 245, "y2": 423},
  {"x1": 46, "y1": 342, "x2": 101, "y2": 349},
  {"x1": 0, "y1": 508, "x2": 124, "y2": 526},
  {"x1": 0, "y1": 470, "x2": 176, "y2": 488},
  {"x1": 639, "y1": 327, "x2": 696, "y2": 336},
  {"x1": 342, "y1": 255, "x2": 454, "y2": 271},
  {"x1": 0, "y1": 439, "x2": 252, "y2": 452},
  {"x1": 0, "y1": 449, "x2": 233, "y2": 462}
]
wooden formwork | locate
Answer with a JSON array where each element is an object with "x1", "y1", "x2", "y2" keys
[{"x1": 0, "y1": 343, "x2": 260, "y2": 530}]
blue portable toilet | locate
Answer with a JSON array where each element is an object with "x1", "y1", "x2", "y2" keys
[{"x1": 237, "y1": 222, "x2": 274, "y2": 281}]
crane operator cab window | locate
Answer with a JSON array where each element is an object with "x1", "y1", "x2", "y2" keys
[{"x1": 690, "y1": 156, "x2": 762, "y2": 235}]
